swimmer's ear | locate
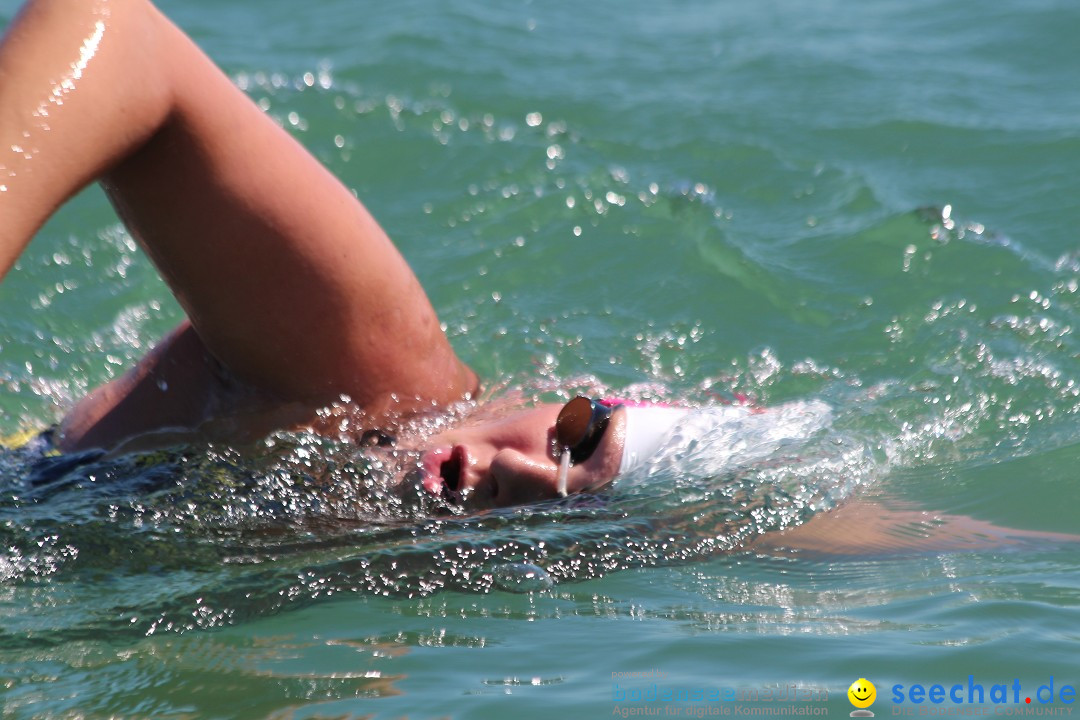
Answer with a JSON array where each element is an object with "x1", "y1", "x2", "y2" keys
[{"x1": 749, "y1": 499, "x2": 1080, "y2": 557}]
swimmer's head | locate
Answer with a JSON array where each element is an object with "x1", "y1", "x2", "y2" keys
[
  {"x1": 411, "y1": 396, "x2": 701, "y2": 509},
  {"x1": 407, "y1": 395, "x2": 829, "y2": 511},
  {"x1": 415, "y1": 398, "x2": 628, "y2": 508}
]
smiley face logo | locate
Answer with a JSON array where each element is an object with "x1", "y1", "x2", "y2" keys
[{"x1": 848, "y1": 678, "x2": 876, "y2": 709}]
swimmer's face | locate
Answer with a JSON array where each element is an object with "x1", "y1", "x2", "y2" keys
[{"x1": 418, "y1": 403, "x2": 626, "y2": 508}]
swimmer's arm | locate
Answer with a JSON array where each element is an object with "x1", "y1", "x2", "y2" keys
[
  {"x1": 0, "y1": 0, "x2": 477, "y2": 435},
  {"x1": 749, "y1": 499, "x2": 1080, "y2": 557}
]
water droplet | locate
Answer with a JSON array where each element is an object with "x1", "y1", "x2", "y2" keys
[{"x1": 492, "y1": 563, "x2": 553, "y2": 593}]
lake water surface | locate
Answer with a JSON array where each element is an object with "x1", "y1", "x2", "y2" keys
[{"x1": 2, "y1": 0, "x2": 1080, "y2": 717}]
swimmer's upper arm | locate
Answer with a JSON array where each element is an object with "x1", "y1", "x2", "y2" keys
[
  {"x1": 1, "y1": 0, "x2": 476, "y2": 424},
  {"x1": 103, "y1": 4, "x2": 477, "y2": 414}
]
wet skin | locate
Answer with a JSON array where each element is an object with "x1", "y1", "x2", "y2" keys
[{"x1": 414, "y1": 403, "x2": 627, "y2": 508}]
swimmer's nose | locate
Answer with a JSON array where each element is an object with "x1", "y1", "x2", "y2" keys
[{"x1": 486, "y1": 449, "x2": 560, "y2": 506}]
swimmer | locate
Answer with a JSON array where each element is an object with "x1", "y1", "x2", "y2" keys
[
  {"x1": 0, "y1": 0, "x2": 675, "y2": 510},
  {"x1": 1, "y1": 0, "x2": 815, "y2": 513},
  {"x1": 2, "y1": 1, "x2": 1079, "y2": 557}
]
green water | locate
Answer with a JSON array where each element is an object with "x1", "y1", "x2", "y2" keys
[{"x1": 3, "y1": 0, "x2": 1080, "y2": 717}]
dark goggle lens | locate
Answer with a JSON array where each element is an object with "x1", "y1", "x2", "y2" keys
[{"x1": 556, "y1": 396, "x2": 613, "y2": 463}]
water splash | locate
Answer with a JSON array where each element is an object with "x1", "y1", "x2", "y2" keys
[{"x1": 0, "y1": 382, "x2": 888, "y2": 646}]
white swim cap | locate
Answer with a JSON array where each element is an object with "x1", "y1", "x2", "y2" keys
[
  {"x1": 618, "y1": 405, "x2": 691, "y2": 475},
  {"x1": 616, "y1": 400, "x2": 833, "y2": 481}
]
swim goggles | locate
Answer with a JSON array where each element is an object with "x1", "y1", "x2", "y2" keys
[{"x1": 555, "y1": 396, "x2": 617, "y2": 464}]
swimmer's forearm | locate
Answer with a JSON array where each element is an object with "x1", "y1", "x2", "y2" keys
[{"x1": 0, "y1": 0, "x2": 173, "y2": 279}]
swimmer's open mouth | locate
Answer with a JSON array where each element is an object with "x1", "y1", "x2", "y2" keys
[
  {"x1": 439, "y1": 447, "x2": 464, "y2": 497},
  {"x1": 421, "y1": 445, "x2": 468, "y2": 503}
]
